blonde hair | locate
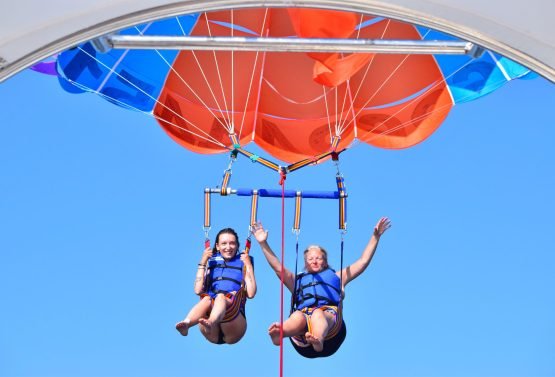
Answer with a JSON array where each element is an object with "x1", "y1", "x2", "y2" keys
[{"x1": 303, "y1": 245, "x2": 330, "y2": 270}]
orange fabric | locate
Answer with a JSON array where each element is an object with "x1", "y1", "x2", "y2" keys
[
  {"x1": 154, "y1": 9, "x2": 268, "y2": 154},
  {"x1": 153, "y1": 9, "x2": 453, "y2": 162}
]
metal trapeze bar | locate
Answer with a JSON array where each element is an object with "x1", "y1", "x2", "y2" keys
[
  {"x1": 207, "y1": 188, "x2": 345, "y2": 199},
  {"x1": 108, "y1": 35, "x2": 478, "y2": 55}
]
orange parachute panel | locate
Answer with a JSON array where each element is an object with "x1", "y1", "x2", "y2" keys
[
  {"x1": 154, "y1": 8, "x2": 452, "y2": 162},
  {"x1": 153, "y1": 9, "x2": 268, "y2": 154}
]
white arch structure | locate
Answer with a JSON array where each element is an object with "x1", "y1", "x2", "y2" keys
[{"x1": 1, "y1": 0, "x2": 554, "y2": 83}]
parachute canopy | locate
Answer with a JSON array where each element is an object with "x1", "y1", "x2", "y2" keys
[{"x1": 44, "y1": 8, "x2": 533, "y2": 163}]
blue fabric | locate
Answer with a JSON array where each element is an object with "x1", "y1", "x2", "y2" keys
[
  {"x1": 295, "y1": 268, "x2": 341, "y2": 310},
  {"x1": 206, "y1": 253, "x2": 244, "y2": 298},
  {"x1": 236, "y1": 188, "x2": 339, "y2": 199},
  {"x1": 56, "y1": 14, "x2": 199, "y2": 112},
  {"x1": 416, "y1": 27, "x2": 532, "y2": 104}
]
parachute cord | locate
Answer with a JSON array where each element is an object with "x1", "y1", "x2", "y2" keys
[
  {"x1": 279, "y1": 173, "x2": 286, "y2": 377},
  {"x1": 73, "y1": 46, "x2": 226, "y2": 147}
]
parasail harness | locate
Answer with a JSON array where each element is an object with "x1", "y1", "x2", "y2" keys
[{"x1": 203, "y1": 134, "x2": 348, "y2": 361}]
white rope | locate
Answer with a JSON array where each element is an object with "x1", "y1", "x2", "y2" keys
[
  {"x1": 176, "y1": 15, "x2": 235, "y2": 133},
  {"x1": 263, "y1": 78, "x2": 332, "y2": 105},
  {"x1": 204, "y1": 13, "x2": 233, "y2": 130},
  {"x1": 74, "y1": 45, "x2": 226, "y2": 147},
  {"x1": 237, "y1": 8, "x2": 270, "y2": 142},
  {"x1": 152, "y1": 47, "x2": 232, "y2": 133},
  {"x1": 351, "y1": 59, "x2": 513, "y2": 147},
  {"x1": 333, "y1": 17, "x2": 390, "y2": 135},
  {"x1": 352, "y1": 52, "x2": 475, "y2": 143},
  {"x1": 231, "y1": 9, "x2": 235, "y2": 134},
  {"x1": 67, "y1": 77, "x2": 228, "y2": 147},
  {"x1": 322, "y1": 85, "x2": 334, "y2": 146}
]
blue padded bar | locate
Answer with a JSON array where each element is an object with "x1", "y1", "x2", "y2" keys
[{"x1": 236, "y1": 188, "x2": 339, "y2": 199}]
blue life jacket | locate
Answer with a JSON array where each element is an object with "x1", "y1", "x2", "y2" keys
[
  {"x1": 205, "y1": 253, "x2": 244, "y2": 297},
  {"x1": 294, "y1": 268, "x2": 342, "y2": 310}
]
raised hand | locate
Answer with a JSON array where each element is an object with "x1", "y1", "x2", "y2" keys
[
  {"x1": 373, "y1": 217, "x2": 391, "y2": 238},
  {"x1": 251, "y1": 221, "x2": 268, "y2": 243}
]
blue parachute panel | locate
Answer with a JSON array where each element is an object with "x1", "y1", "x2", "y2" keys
[
  {"x1": 56, "y1": 14, "x2": 199, "y2": 112},
  {"x1": 416, "y1": 27, "x2": 532, "y2": 104}
]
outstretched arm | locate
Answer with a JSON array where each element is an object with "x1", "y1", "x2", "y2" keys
[
  {"x1": 241, "y1": 254, "x2": 257, "y2": 298},
  {"x1": 339, "y1": 217, "x2": 391, "y2": 286},
  {"x1": 251, "y1": 222, "x2": 296, "y2": 292}
]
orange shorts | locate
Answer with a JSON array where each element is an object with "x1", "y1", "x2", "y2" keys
[
  {"x1": 291, "y1": 305, "x2": 342, "y2": 346},
  {"x1": 200, "y1": 288, "x2": 247, "y2": 323}
]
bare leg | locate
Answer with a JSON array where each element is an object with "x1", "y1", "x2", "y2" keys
[
  {"x1": 176, "y1": 296, "x2": 212, "y2": 336},
  {"x1": 305, "y1": 308, "x2": 334, "y2": 352},
  {"x1": 220, "y1": 313, "x2": 247, "y2": 344},
  {"x1": 268, "y1": 311, "x2": 307, "y2": 346},
  {"x1": 198, "y1": 294, "x2": 227, "y2": 337}
]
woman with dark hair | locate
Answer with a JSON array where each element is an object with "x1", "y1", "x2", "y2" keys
[
  {"x1": 175, "y1": 228, "x2": 256, "y2": 344},
  {"x1": 252, "y1": 217, "x2": 390, "y2": 357}
]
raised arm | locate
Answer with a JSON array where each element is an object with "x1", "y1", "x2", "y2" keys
[
  {"x1": 194, "y1": 247, "x2": 213, "y2": 295},
  {"x1": 251, "y1": 222, "x2": 296, "y2": 292},
  {"x1": 339, "y1": 217, "x2": 391, "y2": 286},
  {"x1": 241, "y1": 253, "x2": 257, "y2": 298}
]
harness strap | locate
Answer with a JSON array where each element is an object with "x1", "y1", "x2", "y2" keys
[
  {"x1": 211, "y1": 264, "x2": 243, "y2": 271},
  {"x1": 297, "y1": 294, "x2": 339, "y2": 306},
  {"x1": 297, "y1": 280, "x2": 342, "y2": 294},
  {"x1": 211, "y1": 276, "x2": 243, "y2": 285}
]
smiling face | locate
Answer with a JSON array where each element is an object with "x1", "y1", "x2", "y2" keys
[
  {"x1": 216, "y1": 232, "x2": 239, "y2": 261},
  {"x1": 304, "y1": 246, "x2": 328, "y2": 273}
]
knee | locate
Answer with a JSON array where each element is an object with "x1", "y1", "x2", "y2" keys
[{"x1": 310, "y1": 308, "x2": 324, "y2": 319}]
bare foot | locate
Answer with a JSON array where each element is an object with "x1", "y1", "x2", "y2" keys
[
  {"x1": 268, "y1": 323, "x2": 282, "y2": 346},
  {"x1": 198, "y1": 318, "x2": 214, "y2": 334},
  {"x1": 175, "y1": 321, "x2": 189, "y2": 336},
  {"x1": 305, "y1": 332, "x2": 324, "y2": 352}
]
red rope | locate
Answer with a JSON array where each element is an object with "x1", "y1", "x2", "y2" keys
[{"x1": 279, "y1": 172, "x2": 286, "y2": 377}]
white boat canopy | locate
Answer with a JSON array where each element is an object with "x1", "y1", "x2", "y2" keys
[{"x1": 1, "y1": 0, "x2": 554, "y2": 82}]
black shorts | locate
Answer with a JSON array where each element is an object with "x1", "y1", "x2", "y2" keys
[{"x1": 290, "y1": 319, "x2": 347, "y2": 358}]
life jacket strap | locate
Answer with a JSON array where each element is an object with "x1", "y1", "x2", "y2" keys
[
  {"x1": 211, "y1": 276, "x2": 243, "y2": 285},
  {"x1": 211, "y1": 263, "x2": 242, "y2": 271}
]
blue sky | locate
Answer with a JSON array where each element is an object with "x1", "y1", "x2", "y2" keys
[{"x1": 1, "y1": 66, "x2": 554, "y2": 377}]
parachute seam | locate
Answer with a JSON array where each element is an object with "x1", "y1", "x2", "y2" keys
[{"x1": 489, "y1": 51, "x2": 511, "y2": 81}]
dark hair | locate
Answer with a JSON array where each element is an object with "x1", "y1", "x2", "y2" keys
[{"x1": 212, "y1": 228, "x2": 240, "y2": 254}]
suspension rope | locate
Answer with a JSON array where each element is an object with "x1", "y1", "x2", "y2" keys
[
  {"x1": 73, "y1": 45, "x2": 227, "y2": 147},
  {"x1": 204, "y1": 13, "x2": 233, "y2": 128},
  {"x1": 350, "y1": 55, "x2": 480, "y2": 146},
  {"x1": 173, "y1": 17, "x2": 234, "y2": 132},
  {"x1": 238, "y1": 9, "x2": 270, "y2": 141}
]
